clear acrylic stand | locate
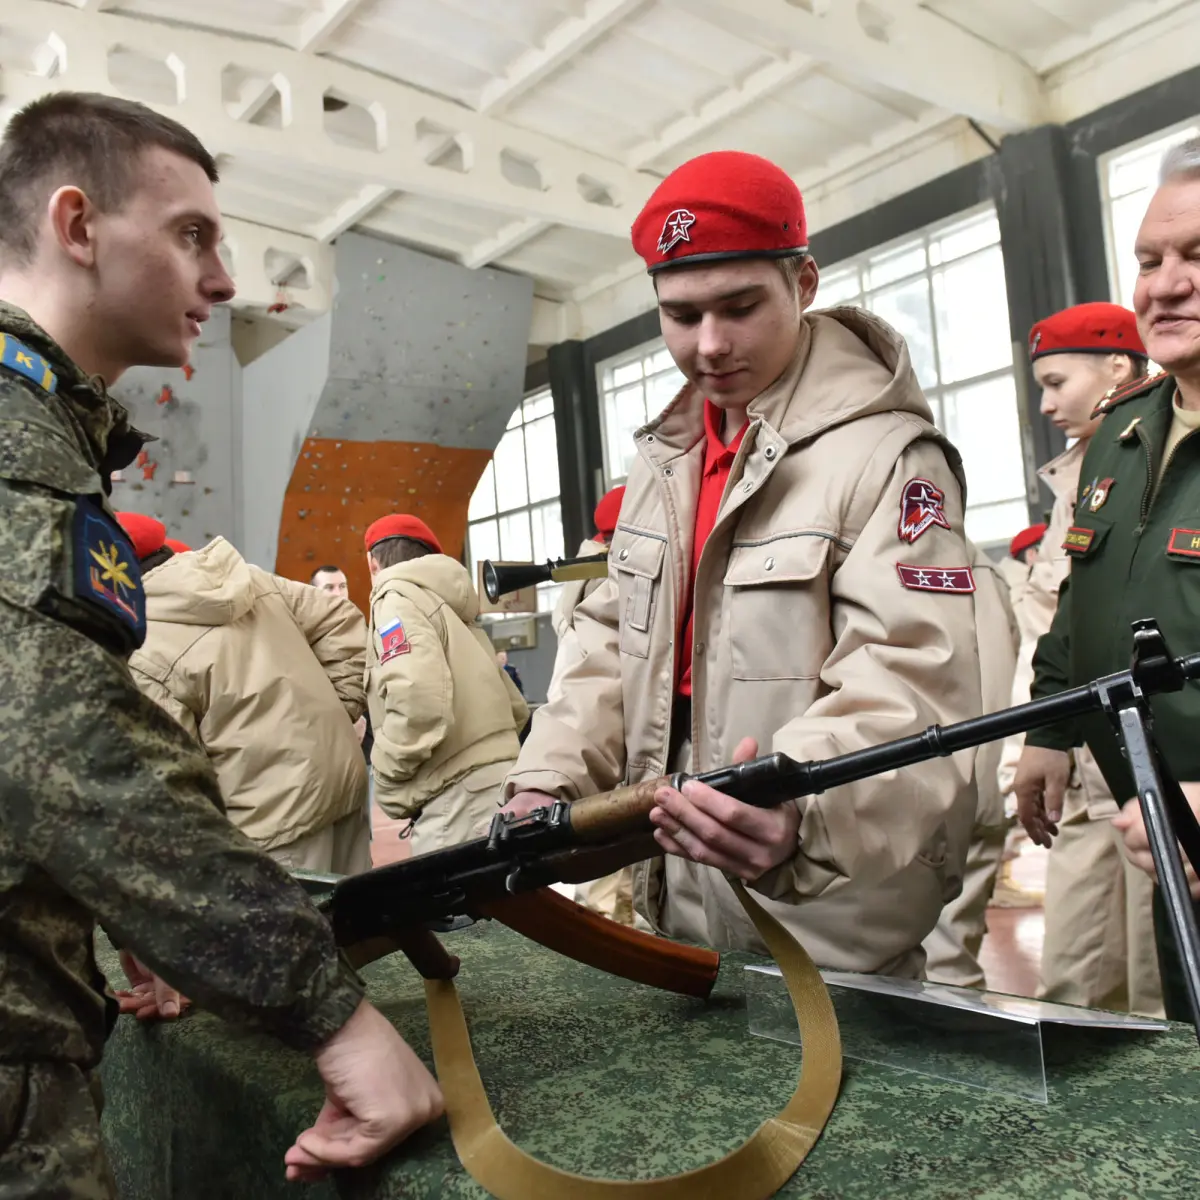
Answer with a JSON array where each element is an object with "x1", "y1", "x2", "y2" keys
[{"x1": 745, "y1": 964, "x2": 1164, "y2": 1104}]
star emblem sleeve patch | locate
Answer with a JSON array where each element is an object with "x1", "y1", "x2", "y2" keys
[
  {"x1": 898, "y1": 478, "x2": 952, "y2": 544},
  {"x1": 896, "y1": 564, "x2": 975, "y2": 593},
  {"x1": 379, "y1": 617, "x2": 411, "y2": 663},
  {"x1": 73, "y1": 501, "x2": 145, "y2": 643}
]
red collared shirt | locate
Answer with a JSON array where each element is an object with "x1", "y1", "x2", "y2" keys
[{"x1": 678, "y1": 401, "x2": 747, "y2": 697}]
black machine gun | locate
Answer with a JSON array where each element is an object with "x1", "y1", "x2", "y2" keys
[
  {"x1": 482, "y1": 552, "x2": 608, "y2": 604},
  {"x1": 311, "y1": 619, "x2": 1200, "y2": 1041}
]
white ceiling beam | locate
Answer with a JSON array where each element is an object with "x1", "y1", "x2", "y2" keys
[
  {"x1": 1, "y1": 0, "x2": 653, "y2": 236},
  {"x1": 72, "y1": 0, "x2": 117, "y2": 9},
  {"x1": 1034, "y1": 0, "x2": 1196, "y2": 73},
  {"x1": 220, "y1": 218, "x2": 335, "y2": 318},
  {"x1": 478, "y1": 0, "x2": 647, "y2": 116},
  {"x1": 296, "y1": 0, "x2": 370, "y2": 55},
  {"x1": 800, "y1": 111, "x2": 958, "y2": 193},
  {"x1": 627, "y1": 50, "x2": 816, "y2": 169},
  {"x1": 312, "y1": 184, "x2": 393, "y2": 244},
  {"x1": 231, "y1": 0, "x2": 372, "y2": 125},
  {"x1": 673, "y1": 0, "x2": 1046, "y2": 132},
  {"x1": 460, "y1": 217, "x2": 551, "y2": 269}
]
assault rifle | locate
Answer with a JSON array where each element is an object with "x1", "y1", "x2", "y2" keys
[{"x1": 307, "y1": 619, "x2": 1200, "y2": 1041}]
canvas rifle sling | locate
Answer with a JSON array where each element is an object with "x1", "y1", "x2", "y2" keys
[{"x1": 422, "y1": 879, "x2": 842, "y2": 1199}]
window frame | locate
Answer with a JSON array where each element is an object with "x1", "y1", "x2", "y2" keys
[
  {"x1": 465, "y1": 386, "x2": 564, "y2": 614},
  {"x1": 1099, "y1": 115, "x2": 1200, "y2": 309}
]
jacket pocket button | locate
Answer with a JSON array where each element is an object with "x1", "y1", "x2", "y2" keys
[
  {"x1": 764, "y1": 557, "x2": 775, "y2": 571},
  {"x1": 764, "y1": 446, "x2": 778, "y2": 460},
  {"x1": 619, "y1": 548, "x2": 630, "y2": 561}
]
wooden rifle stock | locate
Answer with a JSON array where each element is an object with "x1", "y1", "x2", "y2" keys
[{"x1": 479, "y1": 888, "x2": 719, "y2": 999}]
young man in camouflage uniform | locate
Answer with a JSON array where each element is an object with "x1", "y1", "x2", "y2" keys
[{"x1": 0, "y1": 92, "x2": 441, "y2": 1197}]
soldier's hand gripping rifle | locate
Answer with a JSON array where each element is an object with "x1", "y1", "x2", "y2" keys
[{"x1": 311, "y1": 618, "x2": 1200, "y2": 1041}]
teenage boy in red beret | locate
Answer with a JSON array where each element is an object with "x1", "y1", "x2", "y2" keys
[
  {"x1": 363, "y1": 515, "x2": 528, "y2": 855},
  {"x1": 1007, "y1": 303, "x2": 1162, "y2": 1015},
  {"x1": 503, "y1": 150, "x2": 983, "y2": 977}
]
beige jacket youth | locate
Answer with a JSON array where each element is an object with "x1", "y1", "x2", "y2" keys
[
  {"x1": 996, "y1": 439, "x2": 1115, "y2": 815},
  {"x1": 508, "y1": 308, "x2": 982, "y2": 975},
  {"x1": 551, "y1": 537, "x2": 608, "y2": 642},
  {"x1": 128, "y1": 538, "x2": 369, "y2": 850},
  {"x1": 970, "y1": 545, "x2": 1020, "y2": 828},
  {"x1": 367, "y1": 555, "x2": 529, "y2": 820}
]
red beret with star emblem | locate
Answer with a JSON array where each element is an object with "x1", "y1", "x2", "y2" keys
[
  {"x1": 1028, "y1": 302, "x2": 1146, "y2": 362},
  {"x1": 116, "y1": 511, "x2": 166, "y2": 561},
  {"x1": 631, "y1": 151, "x2": 807, "y2": 274},
  {"x1": 1009, "y1": 523, "x2": 1047, "y2": 559},
  {"x1": 365, "y1": 514, "x2": 443, "y2": 555}
]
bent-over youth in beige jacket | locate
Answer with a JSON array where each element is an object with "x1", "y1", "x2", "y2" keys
[
  {"x1": 128, "y1": 537, "x2": 368, "y2": 850},
  {"x1": 507, "y1": 307, "x2": 983, "y2": 975}
]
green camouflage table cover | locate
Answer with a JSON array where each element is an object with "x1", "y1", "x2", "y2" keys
[{"x1": 97, "y1": 921, "x2": 1200, "y2": 1200}]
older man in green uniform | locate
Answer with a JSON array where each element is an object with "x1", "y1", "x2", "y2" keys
[
  {"x1": 1016, "y1": 135, "x2": 1200, "y2": 1019},
  {"x1": 0, "y1": 91, "x2": 442, "y2": 1197}
]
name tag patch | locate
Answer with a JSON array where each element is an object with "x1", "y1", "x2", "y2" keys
[
  {"x1": 1063, "y1": 527, "x2": 1095, "y2": 553},
  {"x1": 896, "y1": 564, "x2": 975, "y2": 593},
  {"x1": 379, "y1": 618, "x2": 411, "y2": 662},
  {"x1": 1167, "y1": 528, "x2": 1200, "y2": 558},
  {"x1": 73, "y1": 502, "x2": 145, "y2": 642}
]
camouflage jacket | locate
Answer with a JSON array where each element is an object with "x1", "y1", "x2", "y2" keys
[{"x1": 0, "y1": 303, "x2": 364, "y2": 1067}]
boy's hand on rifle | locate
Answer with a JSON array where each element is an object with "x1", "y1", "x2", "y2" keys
[
  {"x1": 1113, "y1": 783, "x2": 1200, "y2": 898},
  {"x1": 649, "y1": 737, "x2": 800, "y2": 882},
  {"x1": 501, "y1": 790, "x2": 559, "y2": 819},
  {"x1": 1014, "y1": 746, "x2": 1070, "y2": 848}
]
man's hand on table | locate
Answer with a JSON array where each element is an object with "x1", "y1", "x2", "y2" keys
[
  {"x1": 1113, "y1": 781, "x2": 1200, "y2": 898},
  {"x1": 285, "y1": 999, "x2": 444, "y2": 1182},
  {"x1": 1014, "y1": 746, "x2": 1071, "y2": 848},
  {"x1": 114, "y1": 949, "x2": 190, "y2": 1021},
  {"x1": 650, "y1": 737, "x2": 800, "y2": 882}
]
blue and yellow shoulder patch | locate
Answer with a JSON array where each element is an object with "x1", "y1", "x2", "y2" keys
[
  {"x1": 73, "y1": 501, "x2": 146, "y2": 647},
  {"x1": 1091, "y1": 371, "x2": 1167, "y2": 419},
  {"x1": 0, "y1": 333, "x2": 57, "y2": 395}
]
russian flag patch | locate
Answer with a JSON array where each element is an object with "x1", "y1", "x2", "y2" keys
[{"x1": 379, "y1": 618, "x2": 411, "y2": 662}]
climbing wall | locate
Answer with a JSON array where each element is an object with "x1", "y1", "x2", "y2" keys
[
  {"x1": 108, "y1": 232, "x2": 534, "y2": 614},
  {"x1": 272, "y1": 232, "x2": 535, "y2": 610},
  {"x1": 108, "y1": 307, "x2": 241, "y2": 550}
]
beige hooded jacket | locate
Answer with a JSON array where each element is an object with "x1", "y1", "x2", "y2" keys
[
  {"x1": 996, "y1": 438, "x2": 1114, "y2": 815},
  {"x1": 507, "y1": 307, "x2": 983, "y2": 976},
  {"x1": 128, "y1": 538, "x2": 368, "y2": 850},
  {"x1": 367, "y1": 554, "x2": 529, "y2": 819}
]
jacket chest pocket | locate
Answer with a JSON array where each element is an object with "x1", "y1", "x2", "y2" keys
[
  {"x1": 723, "y1": 535, "x2": 832, "y2": 681},
  {"x1": 611, "y1": 528, "x2": 666, "y2": 659}
]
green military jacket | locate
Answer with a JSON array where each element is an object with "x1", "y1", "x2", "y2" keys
[
  {"x1": 0, "y1": 303, "x2": 363, "y2": 1067},
  {"x1": 1027, "y1": 372, "x2": 1200, "y2": 800}
]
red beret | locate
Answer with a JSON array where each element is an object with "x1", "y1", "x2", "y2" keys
[
  {"x1": 1010, "y1": 524, "x2": 1048, "y2": 559},
  {"x1": 631, "y1": 151, "x2": 807, "y2": 274},
  {"x1": 593, "y1": 486, "x2": 625, "y2": 538},
  {"x1": 164, "y1": 537, "x2": 191, "y2": 554},
  {"x1": 115, "y1": 511, "x2": 166, "y2": 560},
  {"x1": 365, "y1": 514, "x2": 443, "y2": 555},
  {"x1": 1028, "y1": 302, "x2": 1146, "y2": 361}
]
